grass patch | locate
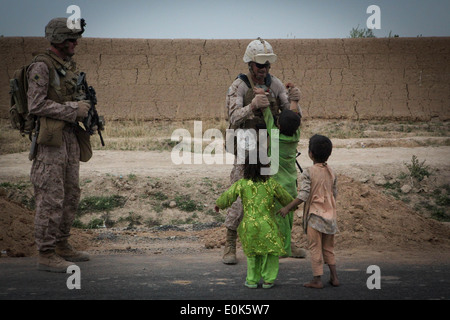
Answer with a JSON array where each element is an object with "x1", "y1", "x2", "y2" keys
[
  {"x1": 205, "y1": 208, "x2": 225, "y2": 223},
  {"x1": 77, "y1": 195, "x2": 127, "y2": 214},
  {"x1": 0, "y1": 181, "x2": 29, "y2": 190},
  {"x1": 117, "y1": 211, "x2": 143, "y2": 229},
  {"x1": 149, "y1": 191, "x2": 169, "y2": 201},
  {"x1": 73, "y1": 217, "x2": 104, "y2": 229},
  {"x1": 174, "y1": 195, "x2": 203, "y2": 212}
]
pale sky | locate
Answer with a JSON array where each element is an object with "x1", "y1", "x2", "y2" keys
[{"x1": 1, "y1": 0, "x2": 449, "y2": 39}]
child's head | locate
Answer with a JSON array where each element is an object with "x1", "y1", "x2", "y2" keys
[
  {"x1": 243, "y1": 150, "x2": 270, "y2": 182},
  {"x1": 308, "y1": 134, "x2": 332, "y2": 163},
  {"x1": 277, "y1": 109, "x2": 301, "y2": 136}
]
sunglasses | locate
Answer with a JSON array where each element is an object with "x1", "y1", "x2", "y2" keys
[
  {"x1": 255, "y1": 62, "x2": 270, "y2": 69},
  {"x1": 66, "y1": 38, "x2": 78, "y2": 43}
]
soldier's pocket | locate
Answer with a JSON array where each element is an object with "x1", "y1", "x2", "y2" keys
[
  {"x1": 30, "y1": 161, "x2": 47, "y2": 189},
  {"x1": 37, "y1": 117, "x2": 65, "y2": 147},
  {"x1": 30, "y1": 161, "x2": 63, "y2": 190}
]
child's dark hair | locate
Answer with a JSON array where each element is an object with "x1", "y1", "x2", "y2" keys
[
  {"x1": 243, "y1": 150, "x2": 270, "y2": 182},
  {"x1": 309, "y1": 134, "x2": 332, "y2": 163},
  {"x1": 278, "y1": 109, "x2": 301, "y2": 136}
]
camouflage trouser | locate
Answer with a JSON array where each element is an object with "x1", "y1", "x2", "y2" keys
[
  {"x1": 31, "y1": 128, "x2": 81, "y2": 252},
  {"x1": 224, "y1": 161, "x2": 244, "y2": 231}
]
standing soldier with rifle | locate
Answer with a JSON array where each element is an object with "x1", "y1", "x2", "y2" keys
[{"x1": 27, "y1": 17, "x2": 101, "y2": 272}]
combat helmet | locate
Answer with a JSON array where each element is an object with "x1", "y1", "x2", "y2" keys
[
  {"x1": 45, "y1": 17, "x2": 85, "y2": 44},
  {"x1": 243, "y1": 37, "x2": 277, "y2": 64}
]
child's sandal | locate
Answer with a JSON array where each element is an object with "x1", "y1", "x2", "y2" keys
[{"x1": 245, "y1": 281, "x2": 258, "y2": 289}]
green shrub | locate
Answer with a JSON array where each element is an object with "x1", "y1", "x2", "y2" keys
[
  {"x1": 78, "y1": 195, "x2": 126, "y2": 214},
  {"x1": 405, "y1": 155, "x2": 431, "y2": 181}
]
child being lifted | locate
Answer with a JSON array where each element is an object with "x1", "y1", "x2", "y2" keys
[{"x1": 253, "y1": 85, "x2": 306, "y2": 258}]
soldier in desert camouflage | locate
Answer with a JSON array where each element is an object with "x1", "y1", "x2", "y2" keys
[
  {"x1": 223, "y1": 38, "x2": 305, "y2": 264},
  {"x1": 28, "y1": 17, "x2": 91, "y2": 272}
]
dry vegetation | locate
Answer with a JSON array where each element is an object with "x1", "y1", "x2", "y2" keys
[{"x1": 1, "y1": 118, "x2": 449, "y2": 155}]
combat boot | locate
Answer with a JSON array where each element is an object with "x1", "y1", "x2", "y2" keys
[
  {"x1": 222, "y1": 229, "x2": 237, "y2": 265},
  {"x1": 37, "y1": 250, "x2": 73, "y2": 273},
  {"x1": 56, "y1": 239, "x2": 90, "y2": 262}
]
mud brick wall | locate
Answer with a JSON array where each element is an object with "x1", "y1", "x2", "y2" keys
[{"x1": 1, "y1": 37, "x2": 449, "y2": 121}]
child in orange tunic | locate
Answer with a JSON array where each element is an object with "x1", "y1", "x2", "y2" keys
[{"x1": 279, "y1": 134, "x2": 339, "y2": 289}]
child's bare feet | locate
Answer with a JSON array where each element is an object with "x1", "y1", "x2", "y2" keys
[
  {"x1": 303, "y1": 276, "x2": 323, "y2": 289},
  {"x1": 328, "y1": 265, "x2": 339, "y2": 287},
  {"x1": 329, "y1": 278, "x2": 340, "y2": 287}
]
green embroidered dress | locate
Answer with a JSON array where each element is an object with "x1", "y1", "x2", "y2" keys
[{"x1": 216, "y1": 178, "x2": 293, "y2": 257}]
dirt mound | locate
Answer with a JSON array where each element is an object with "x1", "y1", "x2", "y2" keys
[
  {"x1": 0, "y1": 194, "x2": 91, "y2": 257},
  {"x1": 0, "y1": 195, "x2": 36, "y2": 257},
  {"x1": 1, "y1": 174, "x2": 449, "y2": 258},
  {"x1": 293, "y1": 175, "x2": 450, "y2": 250}
]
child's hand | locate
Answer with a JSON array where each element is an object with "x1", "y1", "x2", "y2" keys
[
  {"x1": 251, "y1": 88, "x2": 270, "y2": 110},
  {"x1": 285, "y1": 83, "x2": 300, "y2": 102},
  {"x1": 285, "y1": 82, "x2": 295, "y2": 89},
  {"x1": 214, "y1": 205, "x2": 220, "y2": 213},
  {"x1": 278, "y1": 207, "x2": 290, "y2": 218}
]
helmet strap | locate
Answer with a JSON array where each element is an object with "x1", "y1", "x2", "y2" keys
[{"x1": 248, "y1": 63, "x2": 258, "y2": 83}]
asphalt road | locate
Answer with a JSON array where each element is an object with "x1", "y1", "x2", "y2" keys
[{"x1": 1, "y1": 251, "x2": 449, "y2": 306}]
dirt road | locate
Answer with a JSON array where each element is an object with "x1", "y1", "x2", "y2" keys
[{"x1": 1, "y1": 144, "x2": 449, "y2": 182}]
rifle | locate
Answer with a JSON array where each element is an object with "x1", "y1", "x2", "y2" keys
[
  {"x1": 76, "y1": 72, "x2": 105, "y2": 146},
  {"x1": 28, "y1": 116, "x2": 40, "y2": 161},
  {"x1": 296, "y1": 150, "x2": 303, "y2": 173}
]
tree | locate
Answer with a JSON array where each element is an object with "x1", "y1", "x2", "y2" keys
[{"x1": 349, "y1": 25, "x2": 376, "y2": 38}]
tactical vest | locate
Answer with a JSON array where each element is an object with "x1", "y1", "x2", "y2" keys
[
  {"x1": 224, "y1": 73, "x2": 282, "y2": 155},
  {"x1": 32, "y1": 50, "x2": 82, "y2": 104},
  {"x1": 239, "y1": 73, "x2": 281, "y2": 130},
  {"x1": 31, "y1": 51, "x2": 83, "y2": 148}
]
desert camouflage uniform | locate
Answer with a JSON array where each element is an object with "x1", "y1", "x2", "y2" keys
[
  {"x1": 225, "y1": 74, "x2": 291, "y2": 230},
  {"x1": 28, "y1": 50, "x2": 81, "y2": 252}
]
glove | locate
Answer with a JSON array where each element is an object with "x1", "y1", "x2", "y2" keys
[
  {"x1": 250, "y1": 94, "x2": 270, "y2": 111},
  {"x1": 288, "y1": 87, "x2": 301, "y2": 102},
  {"x1": 76, "y1": 100, "x2": 90, "y2": 121}
]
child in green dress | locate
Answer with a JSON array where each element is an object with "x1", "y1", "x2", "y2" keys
[
  {"x1": 256, "y1": 87, "x2": 303, "y2": 258},
  {"x1": 215, "y1": 154, "x2": 294, "y2": 289}
]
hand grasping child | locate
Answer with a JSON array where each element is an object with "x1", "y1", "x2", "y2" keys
[{"x1": 250, "y1": 88, "x2": 270, "y2": 110}]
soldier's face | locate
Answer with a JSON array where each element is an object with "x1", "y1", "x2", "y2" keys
[
  {"x1": 251, "y1": 62, "x2": 269, "y2": 81},
  {"x1": 54, "y1": 39, "x2": 78, "y2": 58},
  {"x1": 63, "y1": 39, "x2": 78, "y2": 57}
]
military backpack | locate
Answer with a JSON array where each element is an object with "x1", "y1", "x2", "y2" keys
[{"x1": 9, "y1": 63, "x2": 36, "y2": 136}]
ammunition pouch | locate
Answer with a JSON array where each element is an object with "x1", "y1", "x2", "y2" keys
[{"x1": 36, "y1": 117, "x2": 65, "y2": 147}]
